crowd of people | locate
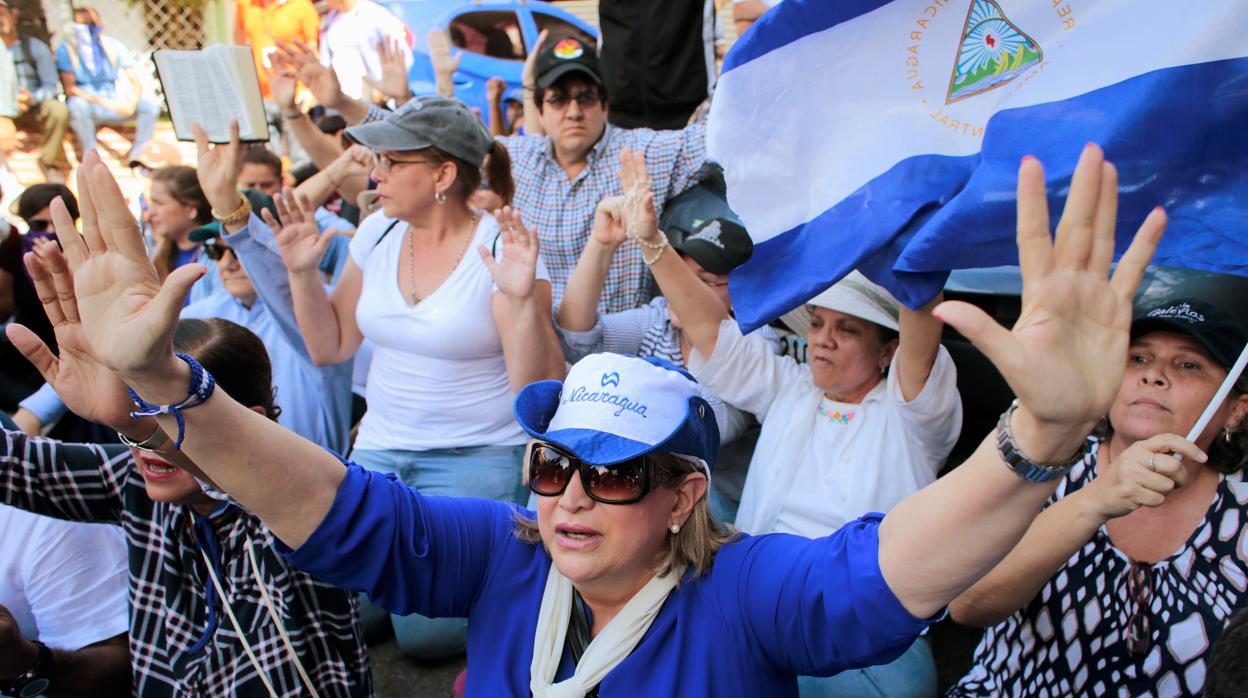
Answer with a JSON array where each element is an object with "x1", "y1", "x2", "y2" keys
[{"x1": 0, "y1": 1, "x2": 1246, "y2": 697}]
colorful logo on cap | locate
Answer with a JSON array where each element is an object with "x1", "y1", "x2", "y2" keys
[{"x1": 553, "y1": 38, "x2": 584, "y2": 60}]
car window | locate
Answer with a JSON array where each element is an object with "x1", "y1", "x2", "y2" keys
[
  {"x1": 449, "y1": 10, "x2": 525, "y2": 61},
  {"x1": 531, "y1": 13, "x2": 595, "y2": 48}
]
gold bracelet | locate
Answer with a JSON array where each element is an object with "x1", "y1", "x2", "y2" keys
[{"x1": 212, "y1": 196, "x2": 252, "y2": 227}]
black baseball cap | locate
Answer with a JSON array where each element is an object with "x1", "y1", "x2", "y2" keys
[
  {"x1": 671, "y1": 217, "x2": 752, "y2": 275},
  {"x1": 535, "y1": 36, "x2": 602, "y2": 89},
  {"x1": 1131, "y1": 298, "x2": 1248, "y2": 370}
]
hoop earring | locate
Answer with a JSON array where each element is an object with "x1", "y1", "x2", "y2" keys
[
  {"x1": 435, "y1": 190, "x2": 447, "y2": 205},
  {"x1": 1224, "y1": 428, "x2": 1234, "y2": 445}
]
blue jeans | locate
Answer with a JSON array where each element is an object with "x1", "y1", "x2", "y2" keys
[
  {"x1": 350, "y1": 444, "x2": 528, "y2": 660},
  {"x1": 798, "y1": 637, "x2": 936, "y2": 698},
  {"x1": 67, "y1": 94, "x2": 160, "y2": 160}
]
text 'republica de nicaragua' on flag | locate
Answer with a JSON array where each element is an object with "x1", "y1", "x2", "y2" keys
[{"x1": 708, "y1": 0, "x2": 1248, "y2": 332}]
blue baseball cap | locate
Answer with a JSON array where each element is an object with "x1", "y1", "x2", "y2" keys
[{"x1": 514, "y1": 353, "x2": 720, "y2": 470}]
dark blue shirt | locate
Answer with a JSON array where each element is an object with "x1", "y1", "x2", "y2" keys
[{"x1": 283, "y1": 465, "x2": 935, "y2": 696}]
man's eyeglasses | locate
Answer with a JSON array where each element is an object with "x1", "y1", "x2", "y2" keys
[
  {"x1": 202, "y1": 242, "x2": 235, "y2": 262},
  {"x1": 543, "y1": 91, "x2": 601, "y2": 111},
  {"x1": 1125, "y1": 561, "x2": 1152, "y2": 655},
  {"x1": 528, "y1": 442, "x2": 677, "y2": 505},
  {"x1": 372, "y1": 151, "x2": 436, "y2": 175}
]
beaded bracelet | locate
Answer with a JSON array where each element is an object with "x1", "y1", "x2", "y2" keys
[{"x1": 128, "y1": 353, "x2": 216, "y2": 449}]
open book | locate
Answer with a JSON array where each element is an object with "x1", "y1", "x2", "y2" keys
[{"x1": 153, "y1": 45, "x2": 269, "y2": 144}]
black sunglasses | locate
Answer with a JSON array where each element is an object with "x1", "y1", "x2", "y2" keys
[
  {"x1": 202, "y1": 242, "x2": 234, "y2": 262},
  {"x1": 543, "y1": 91, "x2": 601, "y2": 110},
  {"x1": 528, "y1": 442, "x2": 677, "y2": 505},
  {"x1": 26, "y1": 219, "x2": 52, "y2": 233}
]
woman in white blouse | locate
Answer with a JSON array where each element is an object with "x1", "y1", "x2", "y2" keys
[
  {"x1": 615, "y1": 149, "x2": 961, "y2": 698},
  {"x1": 268, "y1": 97, "x2": 565, "y2": 660}
]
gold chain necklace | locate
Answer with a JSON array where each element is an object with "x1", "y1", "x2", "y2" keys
[{"x1": 407, "y1": 211, "x2": 478, "y2": 306}]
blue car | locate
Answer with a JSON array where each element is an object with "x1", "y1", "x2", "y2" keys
[{"x1": 379, "y1": 0, "x2": 598, "y2": 117}]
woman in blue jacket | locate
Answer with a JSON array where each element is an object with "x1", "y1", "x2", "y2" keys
[{"x1": 44, "y1": 143, "x2": 1166, "y2": 696}]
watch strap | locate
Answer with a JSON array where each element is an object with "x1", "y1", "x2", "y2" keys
[
  {"x1": 2, "y1": 640, "x2": 52, "y2": 698},
  {"x1": 996, "y1": 400, "x2": 1086, "y2": 483}
]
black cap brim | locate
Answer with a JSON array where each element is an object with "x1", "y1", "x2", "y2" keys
[
  {"x1": 1131, "y1": 317, "x2": 1237, "y2": 368},
  {"x1": 536, "y1": 62, "x2": 603, "y2": 89}
]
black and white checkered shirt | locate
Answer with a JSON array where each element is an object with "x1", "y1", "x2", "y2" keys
[{"x1": 0, "y1": 429, "x2": 373, "y2": 696}]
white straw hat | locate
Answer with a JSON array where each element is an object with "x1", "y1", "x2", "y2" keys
[{"x1": 780, "y1": 271, "x2": 901, "y2": 336}]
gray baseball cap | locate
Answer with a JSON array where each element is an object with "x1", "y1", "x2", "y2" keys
[{"x1": 345, "y1": 96, "x2": 494, "y2": 168}]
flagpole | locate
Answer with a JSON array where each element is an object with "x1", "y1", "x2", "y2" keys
[{"x1": 1185, "y1": 341, "x2": 1248, "y2": 443}]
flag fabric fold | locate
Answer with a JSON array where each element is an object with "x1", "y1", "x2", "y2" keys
[{"x1": 710, "y1": 0, "x2": 1248, "y2": 332}]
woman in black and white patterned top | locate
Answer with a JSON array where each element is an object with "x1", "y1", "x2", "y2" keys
[{"x1": 949, "y1": 294, "x2": 1248, "y2": 698}]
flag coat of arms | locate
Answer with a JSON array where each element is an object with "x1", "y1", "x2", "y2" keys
[{"x1": 709, "y1": 0, "x2": 1248, "y2": 331}]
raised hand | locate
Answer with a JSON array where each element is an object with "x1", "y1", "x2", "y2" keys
[
  {"x1": 590, "y1": 196, "x2": 628, "y2": 248},
  {"x1": 266, "y1": 187, "x2": 338, "y2": 274},
  {"x1": 364, "y1": 36, "x2": 412, "y2": 103},
  {"x1": 428, "y1": 28, "x2": 461, "y2": 95},
  {"x1": 480, "y1": 206, "x2": 539, "y2": 300},
  {"x1": 326, "y1": 144, "x2": 375, "y2": 185},
  {"x1": 267, "y1": 52, "x2": 299, "y2": 113},
  {"x1": 522, "y1": 30, "x2": 549, "y2": 88},
  {"x1": 486, "y1": 76, "x2": 506, "y2": 104},
  {"x1": 192, "y1": 120, "x2": 243, "y2": 219},
  {"x1": 53, "y1": 151, "x2": 203, "y2": 384},
  {"x1": 935, "y1": 145, "x2": 1166, "y2": 459},
  {"x1": 617, "y1": 149, "x2": 660, "y2": 245},
  {"x1": 279, "y1": 38, "x2": 345, "y2": 110},
  {"x1": 5, "y1": 246, "x2": 135, "y2": 429}
]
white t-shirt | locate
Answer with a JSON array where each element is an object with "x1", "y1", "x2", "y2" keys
[
  {"x1": 320, "y1": 0, "x2": 412, "y2": 100},
  {"x1": 349, "y1": 212, "x2": 550, "y2": 451},
  {"x1": 0, "y1": 505, "x2": 129, "y2": 649},
  {"x1": 690, "y1": 320, "x2": 962, "y2": 536}
]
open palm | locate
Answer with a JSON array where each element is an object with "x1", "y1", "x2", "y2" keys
[
  {"x1": 55, "y1": 153, "x2": 203, "y2": 379},
  {"x1": 937, "y1": 145, "x2": 1165, "y2": 434},
  {"x1": 5, "y1": 246, "x2": 134, "y2": 428},
  {"x1": 482, "y1": 207, "x2": 539, "y2": 299},
  {"x1": 268, "y1": 187, "x2": 337, "y2": 273}
]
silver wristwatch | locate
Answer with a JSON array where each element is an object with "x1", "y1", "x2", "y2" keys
[{"x1": 996, "y1": 400, "x2": 1087, "y2": 483}]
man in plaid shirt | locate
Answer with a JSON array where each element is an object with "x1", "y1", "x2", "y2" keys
[
  {"x1": 0, "y1": 276, "x2": 372, "y2": 696},
  {"x1": 497, "y1": 35, "x2": 707, "y2": 313}
]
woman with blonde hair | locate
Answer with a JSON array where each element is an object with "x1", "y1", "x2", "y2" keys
[{"x1": 44, "y1": 142, "x2": 1168, "y2": 696}]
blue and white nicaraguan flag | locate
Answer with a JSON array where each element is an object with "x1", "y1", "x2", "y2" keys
[{"x1": 709, "y1": 0, "x2": 1248, "y2": 331}]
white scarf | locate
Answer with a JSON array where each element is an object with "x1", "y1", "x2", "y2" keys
[{"x1": 529, "y1": 563, "x2": 682, "y2": 698}]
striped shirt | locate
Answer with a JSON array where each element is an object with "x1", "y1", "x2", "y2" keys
[
  {"x1": 499, "y1": 124, "x2": 707, "y2": 313},
  {"x1": 0, "y1": 429, "x2": 373, "y2": 697}
]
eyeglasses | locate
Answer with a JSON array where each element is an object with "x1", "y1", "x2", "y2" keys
[
  {"x1": 1125, "y1": 562, "x2": 1152, "y2": 655},
  {"x1": 202, "y1": 242, "x2": 235, "y2": 262},
  {"x1": 543, "y1": 91, "x2": 601, "y2": 110},
  {"x1": 372, "y1": 151, "x2": 436, "y2": 175},
  {"x1": 528, "y1": 442, "x2": 677, "y2": 505}
]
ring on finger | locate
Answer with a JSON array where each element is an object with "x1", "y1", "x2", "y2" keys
[{"x1": 1149, "y1": 453, "x2": 1157, "y2": 472}]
